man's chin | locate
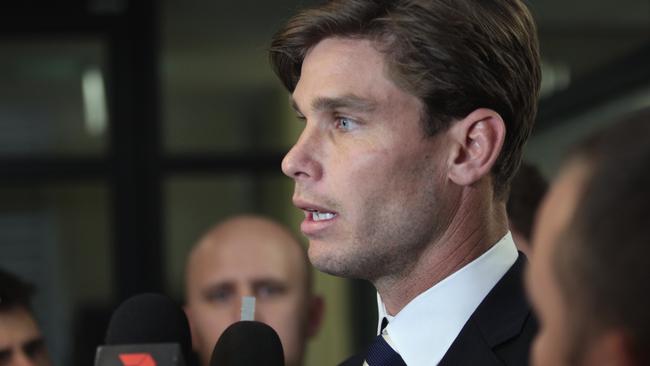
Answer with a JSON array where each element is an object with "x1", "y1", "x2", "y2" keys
[{"x1": 308, "y1": 248, "x2": 362, "y2": 278}]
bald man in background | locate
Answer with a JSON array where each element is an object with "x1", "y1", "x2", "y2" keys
[{"x1": 184, "y1": 215, "x2": 324, "y2": 366}]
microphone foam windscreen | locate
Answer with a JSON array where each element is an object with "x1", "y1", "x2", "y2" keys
[
  {"x1": 210, "y1": 321, "x2": 284, "y2": 366},
  {"x1": 104, "y1": 293, "x2": 191, "y2": 361}
]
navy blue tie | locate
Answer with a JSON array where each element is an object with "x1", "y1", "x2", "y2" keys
[{"x1": 365, "y1": 318, "x2": 407, "y2": 366}]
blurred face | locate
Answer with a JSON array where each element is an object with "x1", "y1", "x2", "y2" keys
[
  {"x1": 528, "y1": 161, "x2": 590, "y2": 366},
  {"x1": 282, "y1": 37, "x2": 452, "y2": 281},
  {"x1": 0, "y1": 307, "x2": 51, "y2": 366},
  {"x1": 185, "y1": 224, "x2": 312, "y2": 366}
]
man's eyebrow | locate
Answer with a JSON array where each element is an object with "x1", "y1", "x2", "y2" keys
[
  {"x1": 290, "y1": 94, "x2": 377, "y2": 115},
  {"x1": 313, "y1": 95, "x2": 377, "y2": 113},
  {"x1": 200, "y1": 281, "x2": 234, "y2": 294}
]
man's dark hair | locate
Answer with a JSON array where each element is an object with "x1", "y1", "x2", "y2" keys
[
  {"x1": 0, "y1": 268, "x2": 35, "y2": 312},
  {"x1": 554, "y1": 107, "x2": 650, "y2": 364},
  {"x1": 507, "y1": 162, "x2": 548, "y2": 242},
  {"x1": 270, "y1": 0, "x2": 541, "y2": 199}
]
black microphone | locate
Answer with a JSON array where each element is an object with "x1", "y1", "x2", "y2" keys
[
  {"x1": 209, "y1": 321, "x2": 284, "y2": 366},
  {"x1": 95, "y1": 293, "x2": 191, "y2": 366}
]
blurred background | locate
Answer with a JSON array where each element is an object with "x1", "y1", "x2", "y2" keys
[{"x1": 0, "y1": 0, "x2": 647, "y2": 365}]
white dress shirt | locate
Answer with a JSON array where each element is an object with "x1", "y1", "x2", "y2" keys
[{"x1": 373, "y1": 232, "x2": 518, "y2": 366}]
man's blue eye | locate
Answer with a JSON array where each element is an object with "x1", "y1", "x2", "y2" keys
[{"x1": 337, "y1": 117, "x2": 356, "y2": 131}]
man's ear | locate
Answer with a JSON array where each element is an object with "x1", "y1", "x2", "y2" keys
[
  {"x1": 306, "y1": 295, "x2": 325, "y2": 338},
  {"x1": 447, "y1": 108, "x2": 505, "y2": 187}
]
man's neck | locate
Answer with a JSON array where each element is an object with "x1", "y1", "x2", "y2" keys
[{"x1": 375, "y1": 188, "x2": 508, "y2": 316}]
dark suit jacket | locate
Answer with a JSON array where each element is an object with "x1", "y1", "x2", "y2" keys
[{"x1": 339, "y1": 254, "x2": 536, "y2": 365}]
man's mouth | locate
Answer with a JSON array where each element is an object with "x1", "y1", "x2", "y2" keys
[{"x1": 307, "y1": 209, "x2": 338, "y2": 222}]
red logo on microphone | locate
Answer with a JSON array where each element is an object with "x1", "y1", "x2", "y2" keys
[{"x1": 118, "y1": 353, "x2": 156, "y2": 366}]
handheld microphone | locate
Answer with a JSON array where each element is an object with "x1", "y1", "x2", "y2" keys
[
  {"x1": 95, "y1": 293, "x2": 191, "y2": 366},
  {"x1": 209, "y1": 321, "x2": 284, "y2": 366}
]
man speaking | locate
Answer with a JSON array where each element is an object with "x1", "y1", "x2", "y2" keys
[{"x1": 269, "y1": 0, "x2": 541, "y2": 364}]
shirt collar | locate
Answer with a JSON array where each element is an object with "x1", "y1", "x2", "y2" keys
[{"x1": 375, "y1": 232, "x2": 518, "y2": 366}]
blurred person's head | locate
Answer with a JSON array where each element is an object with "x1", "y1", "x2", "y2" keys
[
  {"x1": 0, "y1": 269, "x2": 52, "y2": 366},
  {"x1": 528, "y1": 109, "x2": 650, "y2": 366},
  {"x1": 507, "y1": 162, "x2": 548, "y2": 255},
  {"x1": 184, "y1": 215, "x2": 324, "y2": 366}
]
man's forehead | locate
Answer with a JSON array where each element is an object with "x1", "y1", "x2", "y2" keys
[
  {"x1": 543, "y1": 161, "x2": 591, "y2": 236},
  {"x1": 189, "y1": 238, "x2": 306, "y2": 285},
  {"x1": 530, "y1": 159, "x2": 593, "y2": 285},
  {"x1": 297, "y1": 38, "x2": 397, "y2": 91},
  {"x1": 0, "y1": 307, "x2": 41, "y2": 342},
  {"x1": 197, "y1": 233, "x2": 301, "y2": 265}
]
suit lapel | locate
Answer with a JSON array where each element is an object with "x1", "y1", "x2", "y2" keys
[
  {"x1": 437, "y1": 318, "x2": 504, "y2": 366},
  {"x1": 439, "y1": 255, "x2": 532, "y2": 365}
]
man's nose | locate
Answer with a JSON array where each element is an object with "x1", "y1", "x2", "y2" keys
[
  {"x1": 281, "y1": 126, "x2": 322, "y2": 182},
  {"x1": 231, "y1": 289, "x2": 256, "y2": 321}
]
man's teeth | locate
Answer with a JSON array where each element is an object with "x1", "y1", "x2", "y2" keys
[{"x1": 312, "y1": 211, "x2": 336, "y2": 221}]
